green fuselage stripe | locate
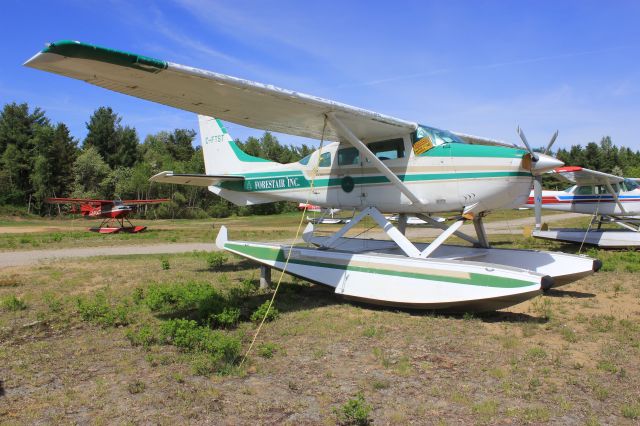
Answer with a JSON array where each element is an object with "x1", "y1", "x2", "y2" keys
[
  {"x1": 225, "y1": 243, "x2": 534, "y2": 288},
  {"x1": 219, "y1": 171, "x2": 531, "y2": 192}
]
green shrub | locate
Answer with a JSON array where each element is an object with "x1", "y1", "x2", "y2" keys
[
  {"x1": 250, "y1": 300, "x2": 279, "y2": 323},
  {"x1": 132, "y1": 287, "x2": 144, "y2": 305},
  {"x1": 258, "y1": 342, "x2": 278, "y2": 358},
  {"x1": 334, "y1": 392, "x2": 373, "y2": 425},
  {"x1": 2, "y1": 295, "x2": 27, "y2": 311},
  {"x1": 160, "y1": 258, "x2": 170, "y2": 270},
  {"x1": 209, "y1": 307, "x2": 241, "y2": 329},
  {"x1": 145, "y1": 281, "x2": 225, "y2": 319},
  {"x1": 159, "y1": 319, "x2": 241, "y2": 366},
  {"x1": 126, "y1": 325, "x2": 158, "y2": 348},
  {"x1": 43, "y1": 293, "x2": 63, "y2": 313},
  {"x1": 76, "y1": 291, "x2": 129, "y2": 327},
  {"x1": 227, "y1": 278, "x2": 257, "y2": 302},
  {"x1": 622, "y1": 402, "x2": 640, "y2": 419},
  {"x1": 206, "y1": 252, "x2": 227, "y2": 270}
]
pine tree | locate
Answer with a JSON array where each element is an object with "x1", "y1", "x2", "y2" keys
[{"x1": 84, "y1": 107, "x2": 139, "y2": 169}]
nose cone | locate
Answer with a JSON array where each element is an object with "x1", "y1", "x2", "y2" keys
[{"x1": 532, "y1": 153, "x2": 564, "y2": 174}]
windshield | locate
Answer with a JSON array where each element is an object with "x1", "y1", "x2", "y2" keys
[
  {"x1": 413, "y1": 125, "x2": 467, "y2": 146},
  {"x1": 623, "y1": 178, "x2": 639, "y2": 191}
]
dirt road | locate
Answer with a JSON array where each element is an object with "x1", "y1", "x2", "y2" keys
[
  {"x1": 0, "y1": 213, "x2": 583, "y2": 268},
  {"x1": 0, "y1": 243, "x2": 217, "y2": 268}
]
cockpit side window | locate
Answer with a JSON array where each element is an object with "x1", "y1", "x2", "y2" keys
[
  {"x1": 575, "y1": 186, "x2": 594, "y2": 195},
  {"x1": 338, "y1": 147, "x2": 360, "y2": 166},
  {"x1": 367, "y1": 138, "x2": 404, "y2": 161}
]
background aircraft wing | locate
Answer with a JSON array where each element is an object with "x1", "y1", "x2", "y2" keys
[
  {"x1": 552, "y1": 166, "x2": 624, "y2": 185},
  {"x1": 45, "y1": 197, "x2": 113, "y2": 205},
  {"x1": 25, "y1": 40, "x2": 417, "y2": 142},
  {"x1": 149, "y1": 171, "x2": 245, "y2": 187}
]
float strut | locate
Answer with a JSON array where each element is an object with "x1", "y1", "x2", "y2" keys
[{"x1": 260, "y1": 265, "x2": 272, "y2": 290}]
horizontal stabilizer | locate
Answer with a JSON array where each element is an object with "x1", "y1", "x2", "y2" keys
[{"x1": 149, "y1": 171, "x2": 244, "y2": 186}]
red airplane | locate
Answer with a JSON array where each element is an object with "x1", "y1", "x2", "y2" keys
[{"x1": 45, "y1": 198, "x2": 170, "y2": 233}]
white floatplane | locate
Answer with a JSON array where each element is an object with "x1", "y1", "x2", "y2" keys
[
  {"x1": 24, "y1": 40, "x2": 601, "y2": 310},
  {"x1": 525, "y1": 166, "x2": 640, "y2": 248}
]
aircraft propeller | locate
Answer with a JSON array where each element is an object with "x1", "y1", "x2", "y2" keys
[{"x1": 516, "y1": 127, "x2": 560, "y2": 230}]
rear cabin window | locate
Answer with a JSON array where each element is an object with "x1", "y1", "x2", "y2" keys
[
  {"x1": 338, "y1": 147, "x2": 360, "y2": 166},
  {"x1": 299, "y1": 152, "x2": 332, "y2": 167},
  {"x1": 298, "y1": 154, "x2": 311, "y2": 165},
  {"x1": 367, "y1": 138, "x2": 405, "y2": 161}
]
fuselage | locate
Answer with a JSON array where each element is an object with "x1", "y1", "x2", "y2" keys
[
  {"x1": 525, "y1": 181, "x2": 640, "y2": 216},
  {"x1": 81, "y1": 203, "x2": 133, "y2": 219},
  {"x1": 212, "y1": 126, "x2": 539, "y2": 214}
]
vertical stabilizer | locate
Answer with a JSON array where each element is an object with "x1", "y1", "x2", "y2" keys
[{"x1": 198, "y1": 115, "x2": 275, "y2": 174}]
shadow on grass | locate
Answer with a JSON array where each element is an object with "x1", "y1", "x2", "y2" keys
[
  {"x1": 344, "y1": 299, "x2": 548, "y2": 324},
  {"x1": 150, "y1": 280, "x2": 343, "y2": 324},
  {"x1": 195, "y1": 259, "x2": 258, "y2": 273},
  {"x1": 544, "y1": 288, "x2": 595, "y2": 298}
]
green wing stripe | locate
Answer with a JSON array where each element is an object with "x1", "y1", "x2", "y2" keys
[
  {"x1": 225, "y1": 243, "x2": 534, "y2": 289},
  {"x1": 43, "y1": 40, "x2": 167, "y2": 72}
]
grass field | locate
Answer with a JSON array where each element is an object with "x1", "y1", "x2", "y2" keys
[{"x1": 1, "y1": 213, "x2": 639, "y2": 424}]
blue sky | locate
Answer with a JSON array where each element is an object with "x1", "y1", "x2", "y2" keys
[{"x1": 2, "y1": 0, "x2": 639, "y2": 150}]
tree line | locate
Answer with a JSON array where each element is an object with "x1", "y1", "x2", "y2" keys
[
  {"x1": 1, "y1": 101, "x2": 639, "y2": 217},
  {"x1": 0, "y1": 103, "x2": 312, "y2": 218}
]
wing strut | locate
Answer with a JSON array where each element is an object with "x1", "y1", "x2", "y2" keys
[
  {"x1": 326, "y1": 112, "x2": 424, "y2": 206},
  {"x1": 603, "y1": 181, "x2": 627, "y2": 215}
]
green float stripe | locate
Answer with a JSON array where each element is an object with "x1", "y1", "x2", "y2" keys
[
  {"x1": 225, "y1": 243, "x2": 534, "y2": 288},
  {"x1": 43, "y1": 40, "x2": 167, "y2": 72}
]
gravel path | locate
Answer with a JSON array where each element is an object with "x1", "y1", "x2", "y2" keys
[
  {"x1": 0, "y1": 243, "x2": 217, "y2": 268},
  {"x1": 0, "y1": 213, "x2": 583, "y2": 268}
]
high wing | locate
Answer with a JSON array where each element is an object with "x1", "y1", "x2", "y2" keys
[
  {"x1": 24, "y1": 40, "x2": 417, "y2": 142},
  {"x1": 45, "y1": 197, "x2": 170, "y2": 205},
  {"x1": 552, "y1": 166, "x2": 624, "y2": 185},
  {"x1": 452, "y1": 132, "x2": 517, "y2": 148},
  {"x1": 149, "y1": 172, "x2": 245, "y2": 187},
  {"x1": 45, "y1": 197, "x2": 114, "y2": 205}
]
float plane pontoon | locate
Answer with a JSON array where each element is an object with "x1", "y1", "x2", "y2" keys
[
  {"x1": 25, "y1": 40, "x2": 601, "y2": 310},
  {"x1": 525, "y1": 166, "x2": 640, "y2": 248}
]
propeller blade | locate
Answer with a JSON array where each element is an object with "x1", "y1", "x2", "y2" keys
[
  {"x1": 516, "y1": 126, "x2": 539, "y2": 162},
  {"x1": 533, "y1": 176, "x2": 543, "y2": 230},
  {"x1": 544, "y1": 130, "x2": 559, "y2": 155}
]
